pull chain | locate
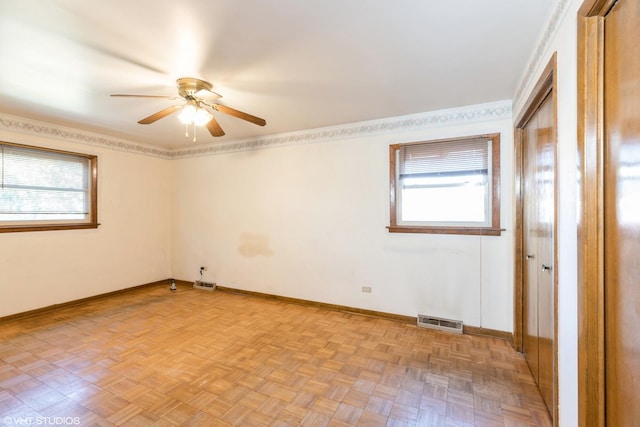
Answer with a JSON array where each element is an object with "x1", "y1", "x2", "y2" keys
[{"x1": 183, "y1": 123, "x2": 199, "y2": 143}]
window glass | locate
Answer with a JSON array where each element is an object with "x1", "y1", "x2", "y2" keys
[
  {"x1": 388, "y1": 134, "x2": 501, "y2": 236},
  {"x1": 0, "y1": 142, "x2": 98, "y2": 232}
]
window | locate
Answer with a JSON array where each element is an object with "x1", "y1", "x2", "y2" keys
[
  {"x1": 0, "y1": 142, "x2": 98, "y2": 233},
  {"x1": 388, "y1": 133, "x2": 502, "y2": 236}
]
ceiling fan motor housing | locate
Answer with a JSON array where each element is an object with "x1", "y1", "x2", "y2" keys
[{"x1": 177, "y1": 77, "x2": 213, "y2": 98}]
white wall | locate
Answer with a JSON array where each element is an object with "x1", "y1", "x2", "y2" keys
[
  {"x1": 172, "y1": 110, "x2": 515, "y2": 332},
  {"x1": 0, "y1": 121, "x2": 173, "y2": 317},
  {"x1": 512, "y1": 0, "x2": 582, "y2": 424},
  {"x1": 0, "y1": 104, "x2": 515, "y2": 333}
]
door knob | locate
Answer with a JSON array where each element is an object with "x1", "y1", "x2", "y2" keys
[
  {"x1": 541, "y1": 264, "x2": 552, "y2": 271},
  {"x1": 526, "y1": 254, "x2": 535, "y2": 260}
]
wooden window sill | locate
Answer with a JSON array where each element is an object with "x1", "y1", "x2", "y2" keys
[
  {"x1": 0, "y1": 223, "x2": 100, "y2": 233},
  {"x1": 387, "y1": 225, "x2": 504, "y2": 236}
]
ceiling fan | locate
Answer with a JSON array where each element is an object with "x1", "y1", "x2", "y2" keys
[{"x1": 111, "y1": 77, "x2": 266, "y2": 141}]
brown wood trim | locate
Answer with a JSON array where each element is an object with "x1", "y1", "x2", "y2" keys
[
  {"x1": 490, "y1": 132, "x2": 501, "y2": 231},
  {"x1": 513, "y1": 128, "x2": 524, "y2": 352},
  {"x1": 0, "y1": 279, "x2": 173, "y2": 323},
  {"x1": 582, "y1": 0, "x2": 617, "y2": 16},
  {"x1": 551, "y1": 54, "x2": 560, "y2": 427},
  {"x1": 389, "y1": 144, "x2": 398, "y2": 226},
  {"x1": 515, "y1": 75, "x2": 554, "y2": 128},
  {"x1": 0, "y1": 223, "x2": 101, "y2": 233},
  {"x1": 90, "y1": 154, "x2": 98, "y2": 227},
  {"x1": 386, "y1": 226, "x2": 504, "y2": 236},
  {"x1": 463, "y1": 325, "x2": 513, "y2": 341},
  {"x1": 215, "y1": 285, "x2": 416, "y2": 324},
  {"x1": 577, "y1": 1, "x2": 606, "y2": 425},
  {"x1": 0, "y1": 140, "x2": 91, "y2": 157},
  {"x1": 514, "y1": 53, "x2": 559, "y2": 425},
  {"x1": 215, "y1": 285, "x2": 512, "y2": 340}
]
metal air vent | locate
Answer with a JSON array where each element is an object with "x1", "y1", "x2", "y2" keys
[
  {"x1": 193, "y1": 281, "x2": 216, "y2": 291},
  {"x1": 417, "y1": 314, "x2": 463, "y2": 334}
]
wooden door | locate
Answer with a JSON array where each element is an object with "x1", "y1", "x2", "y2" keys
[
  {"x1": 523, "y1": 104, "x2": 540, "y2": 386},
  {"x1": 535, "y1": 94, "x2": 555, "y2": 410},
  {"x1": 522, "y1": 92, "x2": 555, "y2": 414},
  {"x1": 603, "y1": 0, "x2": 640, "y2": 424},
  {"x1": 535, "y1": 96, "x2": 556, "y2": 411}
]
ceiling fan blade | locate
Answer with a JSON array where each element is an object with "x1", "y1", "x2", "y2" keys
[
  {"x1": 111, "y1": 94, "x2": 176, "y2": 99},
  {"x1": 213, "y1": 104, "x2": 266, "y2": 126},
  {"x1": 205, "y1": 117, "x2": 225, "y2": 137},
  {"x1": 138, "y1": 105, "x2": 183, "y2": 124},
  {"x1": 198, "y1": 88, "x2": 223, "y2": 99}
]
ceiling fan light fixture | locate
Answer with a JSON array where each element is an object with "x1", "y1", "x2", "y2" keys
[
  {"x1": 113, "y1": 77, "x2": 264, "y2": 140},
  {"x1": 178, "y1": 104, "x2": 212, "y2": 126},
  {"x1": 194, "y1": 108, "x2": 212, "y2": 126}
]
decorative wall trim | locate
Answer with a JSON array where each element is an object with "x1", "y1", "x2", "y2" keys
[
  {"x1": 169, "y1": 99, "x2": 512, "y2": 158},
  {"x1": 1, "y1": 99, "x2": 511, "y2": 160},
  {"x1": 513, "y1": 0, "x2": 571, "y2": 113},
  {"x1": 0, "y1": 114, "x2": 173, "y2": 159}
]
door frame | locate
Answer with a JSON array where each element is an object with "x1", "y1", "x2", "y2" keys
[
  {"x1": 577, "y1": 1, "x2": 617, "y2": 426},
  {"x1": 513, "y1": 53, "x2": 558, "y2": 424}
]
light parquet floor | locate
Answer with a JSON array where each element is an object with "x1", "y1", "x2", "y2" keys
[{"x1": 0, "y1": 284, "x2": 552, "y2": 426}]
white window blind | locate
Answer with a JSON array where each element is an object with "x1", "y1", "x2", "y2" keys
[
  {"x1": 399, "y1": 137, "x2": 489, "y2": 180},
  {"x1": 0, "y1": 144, "x2": 91, "y2": 222}
]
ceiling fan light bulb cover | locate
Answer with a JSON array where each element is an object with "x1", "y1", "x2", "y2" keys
[
  {"x1": 178, "y1": 105, "x2": 196, "y2": 124},
  {"x1": 178, "y1": 105, "x2": 212, "y2": 126},
  {"x1": 195, "y1": 108, "x2": 213, "y2": 126}
]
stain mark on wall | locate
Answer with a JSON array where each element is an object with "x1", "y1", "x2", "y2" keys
[{"x1": 238, "y1": 233, "x2": 274, "y2": 257}]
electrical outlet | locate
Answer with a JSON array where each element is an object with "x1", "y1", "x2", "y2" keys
[{"x1": 361, "y1": 286, "x2": 372, "y2": 293}]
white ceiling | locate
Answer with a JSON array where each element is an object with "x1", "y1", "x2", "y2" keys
[{"x1": 0, "y1": 1, "x2": 554, "y2": 150}]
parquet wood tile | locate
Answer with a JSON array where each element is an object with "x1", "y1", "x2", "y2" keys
[{"x1": 0, "y1": 284, "x2": 552, "y2": 425}]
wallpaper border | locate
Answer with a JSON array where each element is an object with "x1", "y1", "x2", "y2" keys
[
  {"x1": 0, "y1": 115, "x2": 172, "y2": 158},
  {"x1": 0, "y1": 99, "x2": 512, "y2": 160},
  {"x1": 513, "y1": 0, "x2": 571, "y2": 113},
  {"x1": 171, "y1": 99, "x2": 512, "y2": 159}
]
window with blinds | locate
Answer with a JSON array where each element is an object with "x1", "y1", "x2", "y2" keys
[
  {"x1": 388, "y1": 133, "x2": 502, "y2": 236},
  {"x1": 0, "y1": 142, "x2": 98, "y2": 232}
]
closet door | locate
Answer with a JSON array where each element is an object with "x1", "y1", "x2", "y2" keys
[
  {"x1": 523, "y1": 106, "x2": 540, "y2": 385},
  {"x1": 522, "y1": 92, "x2": 555, "y2": 413},
  {"x1": 535, "y1": 93, "x2": 555, "y2": 410}
]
